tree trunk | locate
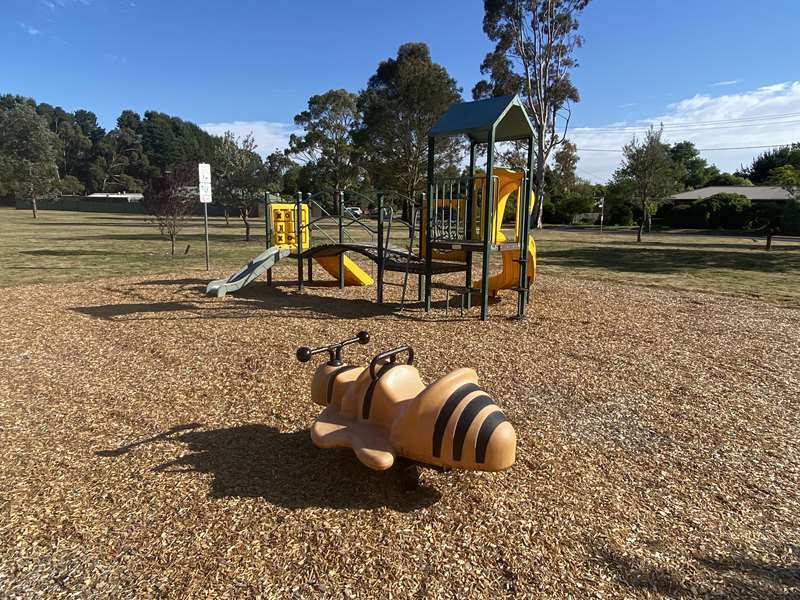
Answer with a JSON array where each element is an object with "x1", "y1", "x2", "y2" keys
[
  {"x1": 532, "y1": 136, "x2": 547, "y2": 229},
  {"x1": 646, "y1": 211, "x2": 652, "y2": 233},
  {"x1": 766, "y1": 231, "x2": 773, "y2": 250},
  {"x1": 240, "y1": 207, "x2": 250, "y2": 242},
  {"x1": 170, "y1": 234, "x2": 176, "y2": 256},
  {"x1": 31, "y1": 197, "x2": 38, "y2": 219},
  {"x1": 224, "y1": 208, "x2": 229, "y2": 226}
]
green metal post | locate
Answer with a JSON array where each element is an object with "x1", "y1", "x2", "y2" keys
[
  {"x1": 424, "y1": 137, "x2": 435, "y2": 312},
  {"x1": 376, "y1": 193, "x2": 385, "y2": 304},
  {"x1": 265, "y1": 192, "x2": 273, "y2": 286},
  {"x1": 480, "y1": 127, "x2": 496, "y2": 321},
  {"x1": 417, "y1": 193, "x2": 424, "y2": 302},
  {"x1": 465, "y1": 141, "x2": 476, "y2": 309},
  {"x1": 337, "y1": 190, "x2": 345, "y2": 289},
  {"x1": 518, "y1": 135, "x2": 535, "y2": 316},
  {"x1": 296, "y1": 191, "x2": 304, "y2": 292}
]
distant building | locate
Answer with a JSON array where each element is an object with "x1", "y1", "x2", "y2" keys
[
  {"x1": 669, "y1": 186, "x2": 792, "y2": 205},
  {"x1": 87, "y1": 192, "x2": 144, "y2": 203}
]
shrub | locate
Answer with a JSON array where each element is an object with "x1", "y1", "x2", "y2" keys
[
  {"x1": 703, "y1": 193, "x2": 752, "y2": 229},
  {"x1": 782, "y1": 198, "x2": 800, "y2": 235}
]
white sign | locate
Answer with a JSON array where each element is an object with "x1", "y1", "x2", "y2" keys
[
  {"x1": 199, "y1": 182, "x2": 213, "y2": 204},
  {"x1": 198, "y1": 163, "x2": 211, "y2": 184}
]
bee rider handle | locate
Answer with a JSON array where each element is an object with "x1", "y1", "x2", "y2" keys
[
  {"x1": 369, "y1": 346, "x2": 414, "y2": 379},
  {"x1": 296, "y1": 330, "x2": 370, "y2": 366}
]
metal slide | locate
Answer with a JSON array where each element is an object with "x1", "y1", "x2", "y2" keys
[{"x1": 206, "y1": 246, "x2": 290, "y2": 297}]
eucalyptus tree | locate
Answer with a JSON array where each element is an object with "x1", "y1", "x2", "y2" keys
[{"x1": 474, "y1": 0, "x2": 591, "y2": 228}]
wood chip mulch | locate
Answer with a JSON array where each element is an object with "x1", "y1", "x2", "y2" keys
[{"x1": 1, "y1": 263, "x2": 798, "y2": 599}]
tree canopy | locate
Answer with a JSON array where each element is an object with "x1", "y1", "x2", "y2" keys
[{"x1": 354, "y1": 42, "x2": 462, "y2": 201}]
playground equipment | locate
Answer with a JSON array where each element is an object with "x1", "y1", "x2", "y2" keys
[
  {"x1": 296, "y1": 331, "x2": 516, "y2": 474},
  {"x1": 206, "y1": 247, "x2": 289, "y2": 297},
  {"x1": 207, "y1": 95, "x2": 538, "y2": 320}
]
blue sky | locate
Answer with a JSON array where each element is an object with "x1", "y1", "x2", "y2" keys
[{"x1": 3, "y1": 0, "x2": 800, "y2": 181}]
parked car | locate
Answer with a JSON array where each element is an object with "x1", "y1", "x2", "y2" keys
[{"x1": 344, "y1": 206, "x2": 363, "y2": 219}]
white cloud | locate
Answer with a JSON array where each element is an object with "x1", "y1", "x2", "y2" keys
[
  {"x1": 200, "y1": 121, "x2": 299, "y2": 158},
  {"x1": 43, "y1": 0, "x2": 91, "y2": 6},
  {"x1": 20, "y1": 23, "x2": 41, "y2": 35},
  {"x1": 570, "y1": 81, "x2": 800, "y2": 183},
  {"x1": 712, "y1": 79, "x2": 742, "y2": 87}
]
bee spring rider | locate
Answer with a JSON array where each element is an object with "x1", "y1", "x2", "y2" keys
[{"x1": 296, "y1": 331, "x2": 516, "y2": 478}]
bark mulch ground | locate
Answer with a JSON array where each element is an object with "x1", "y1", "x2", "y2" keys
[{"x1": 1, "y1": 264, "x2": 798, "y2": 599}]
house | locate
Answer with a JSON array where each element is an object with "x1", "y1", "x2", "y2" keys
[{"x1": 669, "y1": 186, "x2": 792, "y2": 205}]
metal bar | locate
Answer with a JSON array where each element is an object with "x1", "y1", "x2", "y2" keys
[
  {"x1": 376, "y1": 193, "x2": 385, "y2": 304},
  {"x1": 514, "y1": 137, "x2": 535, "y2": 318},
  {"x1": 465, "y1": 142, "x2": 475, "y2": 308},
  {"x1": 203, "y1": 202, "x2": 210, "y2": 271},
  {"x1": 424, "y1": 137, "x2": 434, "y2": 313},
  {"x1": 480, "y1": 129, "x2": 496, "y2": 321},
  {"x1": 296, "y1": 191, "x2": 304, "y2": 292},
  {"x1": 337, "y1": 191, "x2": 345, "y2": 289},
  {"x1": 265, "y1": 193, "x2": 273, "y2": 286}
]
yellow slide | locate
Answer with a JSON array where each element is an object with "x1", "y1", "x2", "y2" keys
[
  {"x1": 314, "y1": 255, "x2": 374, "y2": 286},
  {"x1": 488, "y1": 235, "x2": 537, "y2": 297}
]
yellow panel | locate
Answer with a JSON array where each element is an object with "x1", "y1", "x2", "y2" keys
[
  {"x1": 271, "y1": 203, "x2": 309, "y2": 250},
  {"x1": 315, "y1": 255, "x2": 374, "y2": 286}
]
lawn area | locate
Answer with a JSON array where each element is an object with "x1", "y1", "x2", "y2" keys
[
  {"x1": 2, "y1": 208, "x2": 800, "y2": 305},
  {"x1": 534, "y1": 226, "x2": 800, "y2": 306}
]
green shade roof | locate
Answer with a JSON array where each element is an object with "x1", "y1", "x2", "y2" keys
[{"x1": 429, "y1": 95, "x2": 534, "y2": 143}]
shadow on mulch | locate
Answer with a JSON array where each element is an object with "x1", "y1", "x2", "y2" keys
[
  {"x1": 97, "y1": 423, "x2": 441, "y2": 512},
  {"x1": 594, "y1": 544, "x2": 800, "y2": 599},
  {"x1": 71, "y1": 281, "x2": 476, "y2": 322}
]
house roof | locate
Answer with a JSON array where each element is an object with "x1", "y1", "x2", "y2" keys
[
  {"x1": 429, "y1": 95, "x2": 534, "y2": 143},
  {"x1": 670, "y1": 186, "x2": 793, "y2": 202}
]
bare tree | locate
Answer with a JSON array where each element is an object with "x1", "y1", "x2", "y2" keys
[
  {"x1": 619, "y1": 126, "x2": 675, "y2": 242},
  {"x1": 214, "y1": 132, "x2": 264, "y2": 241},
  {"x1": 143, "y1": 165, "x2": 198, "y2": 255},
  {"x1": 474, "y1": 0, "x2": 590, "y2": 228}
]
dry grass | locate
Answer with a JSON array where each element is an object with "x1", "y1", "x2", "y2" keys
[{"x1": 1, "y1": 264, "x2": 798, "y2": 599}]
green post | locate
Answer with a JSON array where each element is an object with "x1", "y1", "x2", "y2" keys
[
  {"x1": 337, "y1": 190, "x2": 345, "y2": 289},
  {"x1": 465, "y1": 141, "x2": 476, "y2": 309},
  {"x1": 265, "y1": 192, "x2": 273, "y2": 286},
  {"x1": 518, "y1": 135, "x2": 535, "y2": 316},
  {"x1": 296, "y1": 191, "x2": 304, "y2": 292},
  {"x1": 480, "y1": 127, "x2": 496, "y2": 321},
  {"x1": 417, "y1": 193, "x2": 424, "y2": 302},
  {"x1": 376, "y1": 192, "x2": 385, "y2": 304},
  {"x1": 424, "y1": 137, "x2": 435, "y2": 312}
]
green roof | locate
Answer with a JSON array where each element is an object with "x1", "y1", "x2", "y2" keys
[{"x1": 429, "y1": 95, "x2": 534, "y2": 143}]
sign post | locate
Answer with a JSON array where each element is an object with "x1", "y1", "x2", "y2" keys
[
  {"x1": 198, "y1": 163, "x2": 212, "y2": 270},
  {"x1": 597, "y1": 197, "x2": 605, "y2": 233}
]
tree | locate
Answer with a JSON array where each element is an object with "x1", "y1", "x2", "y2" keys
[
  {"x1": 264, "y1": 151, "x2": 296, "y2": 194},
  {"x1": 768, "y1": 164, "x2": 800, "y2": 239},
  {"x1": 0, "y1": 103, "x2": 60, "y2": 218},
  {"x1": 669, "y1": 141, "x2": 717, "y2": 190},
  {"x1": 288, "y1": 89, "x2": 361, "y2": 193},
  {"x1": 474, "y1": 0, "x2": 591, "y2": 228},
  {"x1": 706, "y1": 172, "x2": 752, "y2": 187},
  {"x1": 618, "y1": 126, "x2": 675, "y2": 242},
  {"x1": 142, "y1": 164, "x2": 198, "y2": 256},
  {"x1": 354, "y1": 42, "x2": 462, "y2": 207},
  {"x1": 738, "y1": 143, "x2": 800, "y2": 184},
  {"x1": 214, "y1": 132, "x2": 264, "y2": 241}
]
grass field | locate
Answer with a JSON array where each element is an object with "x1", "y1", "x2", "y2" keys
[{"x1": 2, "y1": 207, "x2": 799, "y2": 305}]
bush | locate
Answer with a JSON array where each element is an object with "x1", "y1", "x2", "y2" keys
[
  {"x1": 782, "y1": 198, "x2": 800, "y2": 235},
  {"x1": 704, "y1": 193, "x2": 752, "y2": 229},
  {"x1": 608, "y1": 203, "x2": 634, "y2": 226},
  {"x1": 667, "y1": 193, "x2": 753, "y2": 229}
]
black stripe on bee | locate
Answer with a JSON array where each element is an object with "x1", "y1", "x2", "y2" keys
[
  {"x1": 452, "y1": 395, "x2": 494, "y2": 461},
  {"x1": 361, "y1": 363, "x2": 399, "y2": 420},
  {"x1": 432, "y1": 383, "x2": 481, "y2": 458},
  {"x1": 326, "y1": 366, "x2": 359, "y2": 404},
  {"x1": 475, "y1": 410, "x2": 508, "y2": 464}
]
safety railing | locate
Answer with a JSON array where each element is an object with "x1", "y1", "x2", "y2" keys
[{"x1": 428, "y1": 175, "x2": 499, "y2": 245}]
